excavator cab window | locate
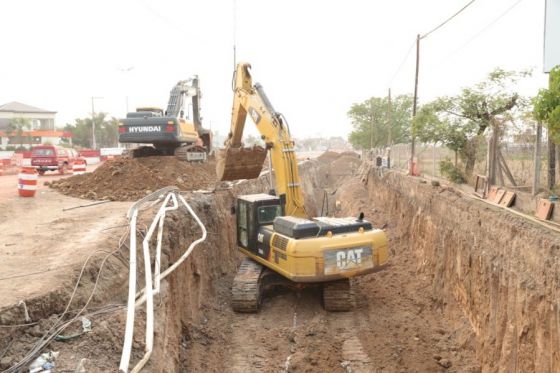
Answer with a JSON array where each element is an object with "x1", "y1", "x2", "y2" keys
[
  {"x1": 257, "y1": 205, "x2": 282, "y2": 224},
  {"x1": 237, "y1": 194, "x2": 282, "y2": 252},
  {"x1": 237, "y1": 201, "x2": 249, "y2": 248}
]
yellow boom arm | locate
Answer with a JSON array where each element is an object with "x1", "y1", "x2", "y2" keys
[{"x1": 217, "y1": 62, "x2": 306, "y2": 218}]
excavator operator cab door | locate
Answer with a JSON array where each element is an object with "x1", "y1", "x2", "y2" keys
[{"x1": 236, "y1": 194, "x2": 283, "y2": 254}]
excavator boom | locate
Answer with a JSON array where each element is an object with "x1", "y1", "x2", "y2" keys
[{"x1": 217, "y1": 63, "x2": 306, "y2": 217}]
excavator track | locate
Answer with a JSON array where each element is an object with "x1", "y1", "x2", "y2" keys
[
  {"x1": 323, "y1": 278, "x2": 353, "y2": 312},
  {"x1": 231, "y1": 257, "x2": 265, "y2": 313}
]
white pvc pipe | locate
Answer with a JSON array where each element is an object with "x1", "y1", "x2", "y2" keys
[
  {"x1": 130, "y1": 194, "x2": 179, "y2": 373},
  {"x1": 120, "y1": 190, "x2": 207, "y2": 372},
  {"x1": 157, "y1": 194, "x2": 207, "y2": 282},
  {"x1": 154, "y1": 193, "x2": 178, "y2": 293},
  {"x1": 119, "y1": 209, "x2": 138, "y2": 373},
  {"x1": 134, "y1": 194, "x2": 207, "y2": 306}
]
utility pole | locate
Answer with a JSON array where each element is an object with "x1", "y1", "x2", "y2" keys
[
  {"x1": 387, "y1": 88, "x2": 392, "y2": 166},
  {"x1": 387, "y1": 88, "x2": 392, "y2": 146},
  {"x1": 370, "y1": 99, "x2": 374, "y2": 150},
  {"x1": 118, "y1": 66, "x2": 134, "y2": 114},
  {"x1": 533, "y1": 121, "x2": 542, "y2": 195},
  {"x1": 410, "y1": 34, "x2": 420, "y2": 175},
  {"x1": 91, "y1": 96, "x2": 103, "y2": 149}
]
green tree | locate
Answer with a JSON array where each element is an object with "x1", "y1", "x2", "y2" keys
[
  {"x1": 347, "y1": 95, "x2": 412, "y2": 149},
  {"x1": 413, "y1": 68, "x2": 528, "y2": 177},
  {"x1": 6, "y1": 117, "x2": 31, "y2": 148},
  {"x1": 534, "y1": 66, "x2": 560, "y2": 136},
  {"x1": 64, "y1": 113, "x2": 119, "y2": 148},
  {"x1": 533, "y1": 65, "x2": 560, "y2": 189}
]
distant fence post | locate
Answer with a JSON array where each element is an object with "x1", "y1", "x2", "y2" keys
[
  {"x1": 432, "y1": 143, "x2": 436, "y2": 177},
  {"x1": 533, "y1": 122, "x2": 542, "y2": 196}
]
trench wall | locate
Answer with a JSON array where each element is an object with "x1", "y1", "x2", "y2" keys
[
  {"x1": 367, "y1": 170, "x2": 560, "y2": 372},
  {"x1": 149, "y1": 159, "x2": 334, "y2": 371}
]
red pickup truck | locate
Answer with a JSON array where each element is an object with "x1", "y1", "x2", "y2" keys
[{"x1": 31, "y1": 145, "x2": 79, "y2": 175}]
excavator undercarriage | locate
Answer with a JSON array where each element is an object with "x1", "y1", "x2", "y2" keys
[{"x1": 231, "y1": 257, "x2": 354, "y2": 313}]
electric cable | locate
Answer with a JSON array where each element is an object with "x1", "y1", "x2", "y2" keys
[
  {"x1": 387, "y1": 40, "x2": 416, "y2": 87},
  {"x1": 3, "y1": 228, "x2": 130, "y2": 373},
  {"x1": 428, "y1": 0, "x2": 526, "y2": 71},
  {"x1": 421, "y1": 0, "x2": 477, "y2": 39}
]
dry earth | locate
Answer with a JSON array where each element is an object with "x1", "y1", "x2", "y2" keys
[{"x1": 0, "y1": 153, "x2": 485, "y2": 372}]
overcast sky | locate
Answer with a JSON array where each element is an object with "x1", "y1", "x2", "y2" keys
[{"x1": 0, "y1": 0, "x2": 550, "y2": 139}]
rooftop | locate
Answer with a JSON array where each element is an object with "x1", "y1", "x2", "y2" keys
[{"x1": 0, "y1": 101, "x2": 56, "y2": 114}]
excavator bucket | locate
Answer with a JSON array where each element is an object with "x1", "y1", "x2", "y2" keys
[{"x1": 216, "y1": 146, "x2": 267, "y2": 181}]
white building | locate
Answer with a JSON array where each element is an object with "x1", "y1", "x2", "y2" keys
[{"x1": 0, "y1": 102, "x2": 70, "y2": 149}]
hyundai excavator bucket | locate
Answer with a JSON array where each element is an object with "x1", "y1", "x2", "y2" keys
[{"x1": 216, "y1": 146, "x2": 267, "y2": 181}]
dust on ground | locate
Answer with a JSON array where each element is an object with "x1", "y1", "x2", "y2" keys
[
  {"x1": 1, "y1": 151, "x2": 480, "y2": 372},
  {"x1": 48, "y1": 156, "x2": 217, "y2": 201}
]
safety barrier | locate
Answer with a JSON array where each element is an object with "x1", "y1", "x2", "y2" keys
[
  {"x1": 119, "y1": 186, "x2": 207, "y2": 373},
  {"x1": 18, "y1": 167, "x2": 38, "y2": 197},
  {"x1": 72, "y1": 158, "x2": 87, "y2": 175}
]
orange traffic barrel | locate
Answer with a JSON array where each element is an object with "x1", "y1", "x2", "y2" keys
[
  {"x1": 72, "y1": 158, "x2": 87, "y2": 175},
  {"x1": 18, "y1": 167, "x2": 38, "y2": 197}
]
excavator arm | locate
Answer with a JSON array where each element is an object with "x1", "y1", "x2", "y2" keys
[{"x1": 217, "y1": 63, "x2": 306, "y2": 218}]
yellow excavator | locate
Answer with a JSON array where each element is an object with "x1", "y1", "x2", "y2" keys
[{"x1": 217, "y1": 63, "x2": 389, "y2": 312}]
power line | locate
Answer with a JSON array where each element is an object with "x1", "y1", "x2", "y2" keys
[
  {"x1": 387, "y1": 40, "x2": 416, "y2": 86},
  {"x1": 388, "y1": 0, "x2": 477, "y2": 86},
  {"x1": 421, "y1": 0, "x2": 477, "y2": 39},
  {"x1": 430, "y1": 0, "x2": 526, "y2": 69}
]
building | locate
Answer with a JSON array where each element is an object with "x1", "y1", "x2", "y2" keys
[{"x1": 0, "y1": 102, "x2": 71, "y2": 149}]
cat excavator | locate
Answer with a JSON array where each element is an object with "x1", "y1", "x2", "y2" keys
[{"x1": 217, "y1": 63, "x2": 389, "y2": 312}]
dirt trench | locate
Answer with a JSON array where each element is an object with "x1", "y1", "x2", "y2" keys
[
  {"x1": 143, "y1": 156, "x2": 482, "y2": 373},
  {"x1": 3, "y1": 155, "x2": 507, "y2": 372},
  {"x1": 364, "y1": 170, "x2": 560, "y2": 372}
]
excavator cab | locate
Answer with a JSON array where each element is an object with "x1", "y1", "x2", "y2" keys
[{"x1": 236, "y1": 194, "x2": 283, "y2": 252}]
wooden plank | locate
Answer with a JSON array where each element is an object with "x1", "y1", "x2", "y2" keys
[
  {"x1": 475, "y1": 174, "x2": 487, "y2": 195},
  {"x1": 535, "y1": 199, "x2": 554, "y2": 220},
  {"x1": 498, "y1": 148, "x2": 517, "y2": 187},
  {"x1": 499, "y1": 191, "x2": 516, "y2": 207},
  {"x1": 486, "y1": 186, "x2": 499, "y2": 201},
  {"x1": 493, "y1": 189, "x2": 506, "y2": 204}
]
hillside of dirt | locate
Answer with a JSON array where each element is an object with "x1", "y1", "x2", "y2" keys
[{"x1": 48, "y1": 157, "x2": 217, "y2": 201}]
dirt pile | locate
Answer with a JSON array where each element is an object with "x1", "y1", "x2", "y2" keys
[
  {"x1": 316, "y1": 150, "x2": 341, "y2": 163},
  {"x1": 49, "y1": 157, "x2": 217, "y2": 201}
]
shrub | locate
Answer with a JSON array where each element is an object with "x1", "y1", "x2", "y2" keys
[{"x1": 440, "y1": 157, "x2": 465, "y2": 183}]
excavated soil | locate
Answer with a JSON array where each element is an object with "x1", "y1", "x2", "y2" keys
[
  {"x1": 48, "y1": 156, "x2": 217, "y2": 201},
  {"x1": 7, "y1": 151, "x2": 557, "y2": 372},
  {"x1": 1, "y1": 153, "x2": 480, "y2": 372}
]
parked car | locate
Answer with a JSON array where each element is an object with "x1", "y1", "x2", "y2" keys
[{"x1": 31, "y1": 145, "x2": 80, "y2": 175}]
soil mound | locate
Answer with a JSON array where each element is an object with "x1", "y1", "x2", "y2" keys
[
  {"x1": 339, "y1": 150, "x2": 360, "y2": 158},
  {"x1": 317, "y1": 151, "x2": 340, "y2": 163},
  {"x1": 49, "y1": 156, "x2": 217, "y2": 201},
  {"x1": 331, "y1": 155, "x2": 361, "y2": 171}
]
